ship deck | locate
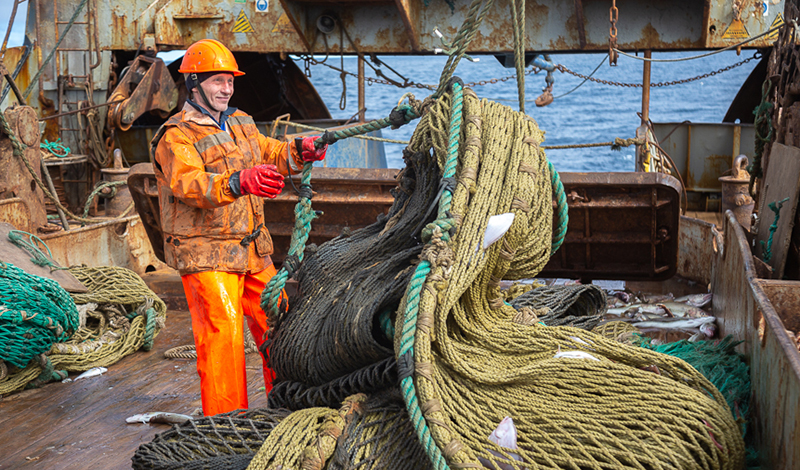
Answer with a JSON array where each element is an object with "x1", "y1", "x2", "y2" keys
[{"x1": 0, "y1": 309, "x2": 269, "y2": 470}]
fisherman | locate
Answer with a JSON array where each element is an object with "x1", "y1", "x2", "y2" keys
[{"x1": 150, "y1": 38, "x2": 327, "y2": 416}]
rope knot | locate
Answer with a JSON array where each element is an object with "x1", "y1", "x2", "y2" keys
[
  {"x1": 389, "y1": 105, "x2": 414, "y2": 129},
  {"x1": 611, "y1": 137, "x2": 644, "y2": 151}
]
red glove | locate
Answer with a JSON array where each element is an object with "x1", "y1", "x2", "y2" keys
[
  {"x1": 301, "y1": 136, "x2": 328, "y2": 162},
  {"x1": 238, "y1": 164, "x2": 284, "y2": 198}
]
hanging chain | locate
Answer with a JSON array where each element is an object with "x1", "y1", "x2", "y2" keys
[
  {"x1": 609, "y1": 0, "x2": 619, "y2": 66},
  {"x1": 300, "y1": 54, "x2": 542, "y2": 91},
  {"x1": 556, "y1": 51, "x2": 759, "y2": 88}
]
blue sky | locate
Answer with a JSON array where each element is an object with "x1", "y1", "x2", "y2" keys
[{"x1": 1, "y1": 1, "x2": 28, "y2": 48}]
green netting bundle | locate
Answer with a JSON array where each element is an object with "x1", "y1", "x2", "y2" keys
[
  {"x1": 0, "y1": 262, "x2": 78, "y2": 368},
  {"x1": 639, "y1": 335, "x2": 751, "y2": 435}
]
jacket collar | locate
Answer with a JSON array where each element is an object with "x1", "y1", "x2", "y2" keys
[{"x1": 182, "y1": 100, "x2": 238, "y2": 129}]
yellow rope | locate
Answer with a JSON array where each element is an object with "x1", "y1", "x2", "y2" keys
[{"x1": 401, "y1": 89, "x2": 744, "y2": 469}]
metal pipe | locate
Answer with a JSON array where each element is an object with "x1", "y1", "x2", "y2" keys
[
  {"x1": 358, "y1": 54, "x2": 365, "y2": 122},
  {"x1": 41, "y1": 161, "x2": 70, "y2": 231},
  {"x1": 0, "y1": 64, "x2": 27, "y2": 106},
  {"x1": 641, "y1": 49, "x2": 651, "y2": 124},
  {"x1": 39, "y1": 99, "x2": 123, "y2": 120}
]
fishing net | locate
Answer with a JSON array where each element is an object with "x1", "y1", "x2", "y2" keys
[
  {"x1": 0, "y1": 265, "x2": 167, "y2": 395},
  {"x1": 0, "y1": 262, "x2": 79, "y2": 369},
  {"x1": 385, "y1": 85, "x2": 743, "y2": 470},
  {"x1": 131, "y1": 408, "x2": 290, "y2": 470},
  {"x1": 638, "y1": 335, "x2": 751, "y2": 435},
  {"x1": 510, "y1": 284, "x2": 607, "y2": 329},
  {"x1": 220, "y1": 85, "x2": 745, "y2": 470},
  {"x1": 264, "y1": 115, "x2": 443, "y2": 408}
]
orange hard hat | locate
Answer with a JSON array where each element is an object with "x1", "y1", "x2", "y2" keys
[{"x1": 178, "y1": 39, "x2": 245, "y2": 77}]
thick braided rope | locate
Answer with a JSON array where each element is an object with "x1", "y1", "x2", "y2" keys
[
  {"x1": 398, "y1": 82, "x2": 463, "y2": 470},
  {"x1": 0, "y1": 109, "x2": 116, "y2": 224},
  {"x1": 261, "y1": 162, "x2": 316, "y2": 325},
  {"x1": 315, "y1": 104, "x2": 419, "y2": 148},
  {"x1": 510, "y1": 0, "x2": 526, "y2": 113},
  {"x1": 0, "y1": 266, "x2": 166, "y2": 395},
  {"x1": 434, "y1": 0, "x2": 496, "y2": 99},
  {"x1": 549, "y1": 160, "x2": 567, "y2": 255},
  {"x1": 403, "y1": 91, "x2": 744, "y2": 469}
]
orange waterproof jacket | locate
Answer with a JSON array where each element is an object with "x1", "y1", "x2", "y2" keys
[{"x1": 151, "y1": 102, "x2": 305, "y2": 275}]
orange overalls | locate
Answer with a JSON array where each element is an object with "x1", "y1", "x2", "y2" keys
[{"x1": 152, "y1": 102, "x2": 305, "y2": 415}]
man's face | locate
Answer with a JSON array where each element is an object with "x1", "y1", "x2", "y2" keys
[{"x1": 197, "y1": 73, "x2": 234, "y2": 112}]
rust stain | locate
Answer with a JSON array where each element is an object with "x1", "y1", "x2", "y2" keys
[
  {"x1": 626, "y1": 23, "x2": 701, "y2": 50},
  {"x1": 112, "y1": 14, "x2": 131, "y2": 40}
]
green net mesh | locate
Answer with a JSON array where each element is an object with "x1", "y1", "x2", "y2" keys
[{"x1": 0, "y1": 262, "x2": 79, "y2": 368}]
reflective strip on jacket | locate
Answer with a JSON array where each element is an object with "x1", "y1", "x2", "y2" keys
[{"x1": 151, "y1": 102, "x2": 305, "y2": 275}]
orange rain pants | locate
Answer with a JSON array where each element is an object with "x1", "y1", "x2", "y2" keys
[{"x1": 181, "y1": 265, "x2": 284, "y2": 416}]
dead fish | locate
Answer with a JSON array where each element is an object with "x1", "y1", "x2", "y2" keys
[
  {"x1": 478, "y1": 417, "x2": 527, "y2": 470},
  {"x1": 607, "y1": 304, "x2": 667, "y2": 318},
  {"x1": 674, "y1": 293, "x2": 713, "y2": 308},
  {"x1": 699, "y1": 321, "x2": 716, "y2": 339},
  {"x1": 631, "y1": 311, "x2": 670, "y2": 322},
  {"x1": 126, "y1": 412, "x2": 193, "y2": 425},
  {"x1": 73, "y1": 367, "x2": 107, "y2": 381},
  {"x1": 633, "y1": 316, "x2": 716, "y2": 330},
  {"x1": 640, "y1": 293, "x2": 674, "y2": 304},
  {"x1": 612, "y1": 291, "x2": 632, "y2": 303},
  {"x1": 656, "y1": 302, "x2": 709, "y2": 319}
]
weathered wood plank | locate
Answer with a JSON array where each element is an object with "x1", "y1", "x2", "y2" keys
[{"x1": 0, "y1": 310, "x2": 269, "y2": 470}]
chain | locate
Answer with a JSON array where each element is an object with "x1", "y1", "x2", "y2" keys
[
  {"x1": 609, "y1": 0, "x2": 619, "y2": 66},
  {"x1": 556, "y1": 52, "x2": 758, "y2": 88},
  {"x1": 300, "y1": 55, "x2": 541, "y2": 91}
]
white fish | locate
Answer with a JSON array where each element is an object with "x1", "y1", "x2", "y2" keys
[
  {"x1": 699, "y1": 321, "x2": 717, "y2": 339},
  {"x1": 482, "y1": 213, "x2": 515, "y2": 249},
  {"x1": 479, "y1": 417, "x2": 527, "y2": 470},
  {"x1": 73, "y1": 367, "x2": 107, "y2": 381},
  {"x1": 633, "y1": 316, "x2": 716, "y2": 330},
  {"x1": 607, "y1": 303, "x2": 667, "y2": 317},
  {"x1": 655, "y1": 302, "x2": 709, "y2": 318},
  {"x1": 674, "y1": 293, "x2": 713, "y2": 308},
  {"x1": 554, "y1": 350, "x2": 600, "y2": 361},
  {"x1": 126, "y1": 412, "x2": 193, "y2": 425}
]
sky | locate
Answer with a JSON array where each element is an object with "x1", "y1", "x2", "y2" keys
[{"x1": 1, "y1": 1, "x2": 28, "y2": 49}]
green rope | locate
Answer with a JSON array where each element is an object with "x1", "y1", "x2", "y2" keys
[
  {"x1": 261, "y1": 162, "x2": 317, "y2": 324},
  {"x1": 434, "y1": 0, "x2": 496, "y2": 100},
  {"x1": 749, "y1": 78, "x2": 773, "y2": 197},
  {"x1": 22, "y1": 0, "x2": 89, "y2": 100},
  {"x1": 142, "y1": 307, "x2": 156, "y2": 351},
  {"x1": 550, "y1": 161, "x2": 568, "y2": 256},
  {"x1": 400, "y1": 81, "x2": 463, "y2": 470},
  {"x1": 314, "y1": 104, "x2": 419, "y2": 148},
  {"x1": 7, "y1": 230, "x2": 56, "y2": 268},
  {"x1": 82, "y1": 180, "x2": 127, "y2": 219},
  {"x1": 25, "y1": 355, "x2": 68, "y2": 389},
  {"x1": 0, "y1": 110, "x2": 112, "y2": 224},
  {"x1": 40, "y1": 139, "x2": 71, "y2": 158},
  {"x1": 277, "y1": 120, "x2": 411, "y2": 145},
  {"x1": 760, "y1": 196, "x2": 790, "y2": 263},
  {"x1": 378, "y1": 308, "x2": 395, "y2": 339}
]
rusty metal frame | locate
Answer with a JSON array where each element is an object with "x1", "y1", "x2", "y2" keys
[
  {"x1": 540, "y1": 172, "x2": 682, "y2": 281},
  {"x1": 711, "y1": 211, "x2": 800, "y2": 469}
]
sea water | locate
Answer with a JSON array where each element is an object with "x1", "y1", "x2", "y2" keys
[{"x1": 298, "y1": 51, "x2": 760, "y2": 171}]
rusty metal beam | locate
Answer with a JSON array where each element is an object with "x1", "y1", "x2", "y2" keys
[
  {"x1": 92, "y1": 0, "x2": 783, "y2": 54},
  {"x1": 394, "y1": 0, "x2": 421, "y2": 52}
]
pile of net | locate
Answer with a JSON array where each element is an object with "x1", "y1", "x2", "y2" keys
[
  {"x1": 135, "y1": 83, "x2": 745, "y2": 470},
  {"x1": 0, "y1": 264, "x2": 167, "y2": 395}
]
